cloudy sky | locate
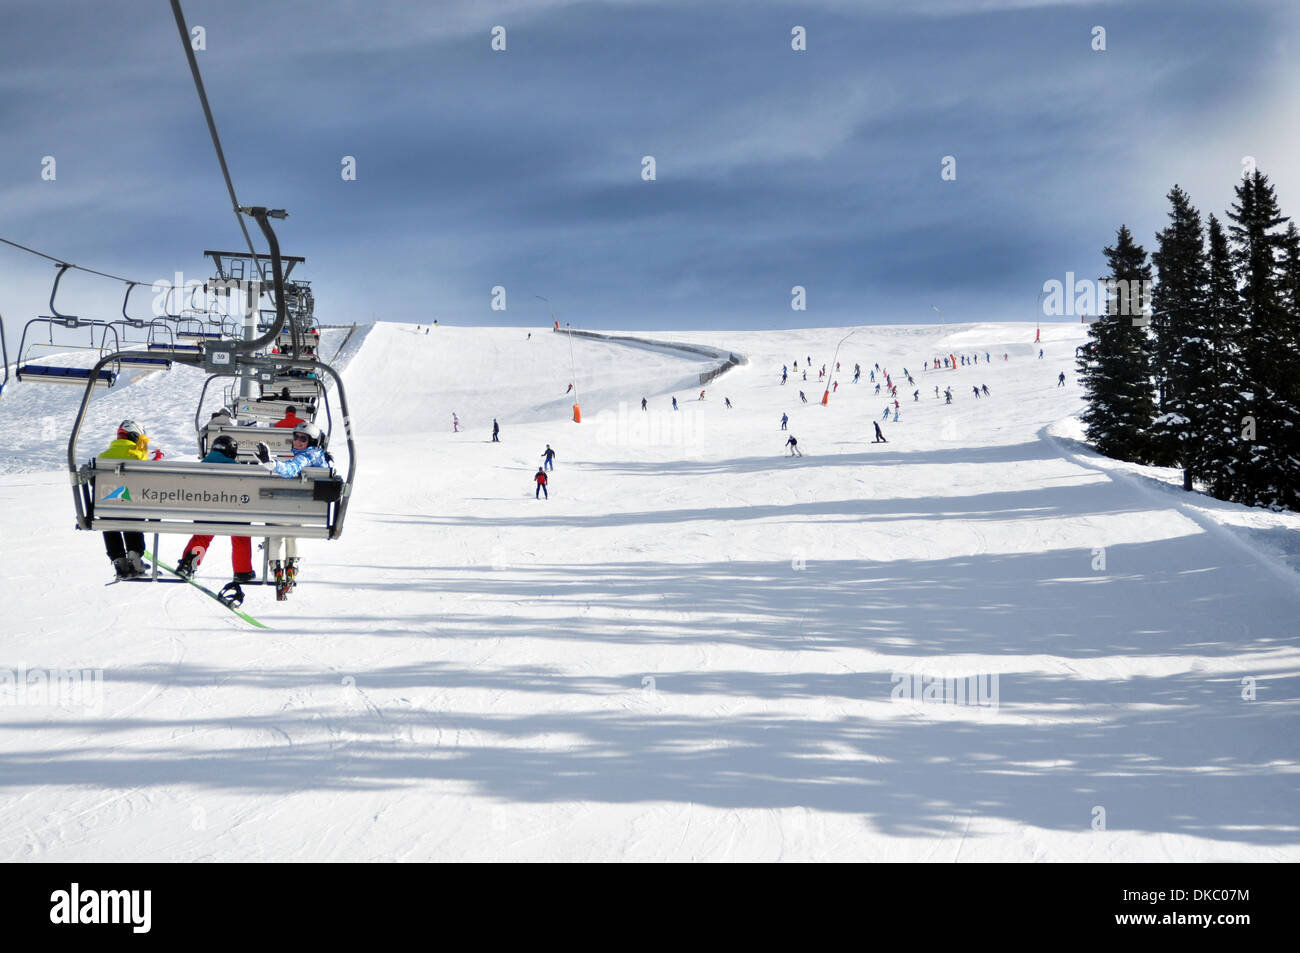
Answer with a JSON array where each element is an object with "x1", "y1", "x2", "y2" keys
[{"x1": 1, "y1": 0, "x2": 1297, "y2": 341}]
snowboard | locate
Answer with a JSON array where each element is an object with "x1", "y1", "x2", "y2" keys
[{"x1": 144, "y1": 550, "x2": 271, "y2": 629}]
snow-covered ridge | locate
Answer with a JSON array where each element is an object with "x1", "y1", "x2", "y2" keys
[{"x1": 559, "y1": 328, "x2": 747, "y2": 385}]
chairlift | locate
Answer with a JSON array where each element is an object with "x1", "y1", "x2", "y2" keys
[
  {"x1": 113, "y1": 283, "x2": 174, "y2": 370},
  {"x1": 195, "y1": 368, "x2": 331, "y2": 459},
  {"x1": 69, "y1": 207, "x2": 356, "y2": 542},
  {"x1": 14, "y1": 264, "x2": 121, "y2": 387}
]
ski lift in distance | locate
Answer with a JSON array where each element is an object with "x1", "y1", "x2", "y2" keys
[{"x1": 14, "y1": 264, "x2": 121, "y2": 387}]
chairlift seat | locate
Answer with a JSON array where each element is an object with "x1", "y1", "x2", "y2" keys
[
  {"x1": 16, "y1": 364, "x2": 116, "y2": 387},
  {"x1": 77, "y1": 458, "x2": 345, "y2": 538},
  {"x1": 150, "y1": 342, "x2": 202, "y2": 354},
  {"x1": 177, "y1": 331, "x2": 226, "y2": 341},
  {"x1": 235, "y1": 396, "x2": 318, "y2": 423},
  {"x1": 201, "y1": 423, "x2": 297, "y2": 461},
  {"x1": 118, "y1": 353, "x2": 173, "y2": 369},
  {"x1": 264, "y1": 377, "x2": 321, "y2": 401}
]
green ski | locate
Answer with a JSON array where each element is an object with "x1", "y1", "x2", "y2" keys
[{"x1": 144, "y1": 550, "x2": 271, "y2": 629}]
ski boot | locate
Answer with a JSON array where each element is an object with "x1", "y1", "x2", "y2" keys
[
  {"x1": 272, "y1": 560, "x2": 289, "y2": 601},
  {"x1": 233, "y1": 570, "x2": 257, "y2": 584},
  {"x1": 217, "y1": 581, "x2": 246, "y2": 608},
  {"x1": 126, "y1": 551, "x2": 148, "y2": 577},
  {"x1": 284, "y1": 558, "x2": 299, "y2": 594},
  {"x1": 112, "y1": 556, "x2": 136, "y2": 580}
]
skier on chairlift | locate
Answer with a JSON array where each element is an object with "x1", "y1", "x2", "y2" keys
[{"x1": 255, "y1": 421, "x2": 330, "y2": 599}]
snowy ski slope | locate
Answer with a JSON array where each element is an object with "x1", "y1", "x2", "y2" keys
[{"x1": 1, "y1": 320, "x2": 1297, "y2": 862}]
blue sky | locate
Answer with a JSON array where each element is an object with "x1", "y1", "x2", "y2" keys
[{"x1": 1, "y1": 0, "x2": 1297, "y2": 341}]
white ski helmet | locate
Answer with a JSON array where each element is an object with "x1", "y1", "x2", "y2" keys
[{"x1": 292, "y1": 421, "x2": 323, "y2": 447}]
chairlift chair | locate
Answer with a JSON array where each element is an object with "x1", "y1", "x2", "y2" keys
[
  {"x1": 14, "y1": 265, "x2": 122, "y2": 386},
  {"x1": 69, "y1": 208, "x2": 355, "y2": 542}
]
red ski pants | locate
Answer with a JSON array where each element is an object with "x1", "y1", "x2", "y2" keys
[{"x1": 184, "y1": 534, "x2": 252, "y2": 573}]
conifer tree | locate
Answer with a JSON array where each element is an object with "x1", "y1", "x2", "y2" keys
[
  {"x1": 1149, "y1": 185, "x2": 1209, "y2": 471},
  {"x1": 1078, "y1": 225, "x2": 1156, "y2": 462},
  {"x1": 1198, "y1": 214, "x2": 1243, "y2": 499},
  {"x1": 1280, "y1": 222, "x2": 1300, "y2": 320},
  {"x1": 1226, "y1": 170, "x2": 1298, "y2": 508}
]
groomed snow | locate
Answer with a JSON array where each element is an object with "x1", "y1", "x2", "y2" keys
[{"x1": 1, "y1": 321, "x2": 1297, "y2": 861}]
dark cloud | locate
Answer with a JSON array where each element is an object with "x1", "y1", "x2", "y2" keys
[{"x1": 1, "y1": 0, "x2": 1295, "y2": 335}]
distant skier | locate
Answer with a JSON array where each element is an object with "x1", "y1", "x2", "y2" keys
[
  {"x1": 1058, "y1": 372, "x2": 1066, "y2": 387},
  {"x1": 873, "y1": 421, "x2": 887, "y2": 443},
  {"x1": 874, "y1": 383, "x2": 881, "y2": 395},
  {"x1": 641, "y1": 397, "x2": 648, "y2": 410},
  {"x1": 781, "y1": 367, "x2": 788, "y2": 384},
  {"x1": 972, "y1": 386, "x2": 981, "y2": 398},
  {"x1": 492, "y1": 419, "x2": 500, "y2": 442},
  {"x1": 565, "y1": 383, "x2": 574, "y2": 394},
  {"x1": 452, "y1": 413, "x2": 460, "y2": 432},
  {"x1": 892, "y1": 407, "x2": 899, "y2": 422},
  {"x1": 785, "y1": 435, "x2": 802, "y2": 456},
  {"x1": 802, "y1": 370, "x2": 807, "y2": 381},
  {"x1": 799, "y1": 390, "x2": 808, "y2": 404},
  {"x1": 699, "y1": 390, "x2": 706, "y2": 401},
  {"x1": 535, "y1": 467, "x2": 548, "y2": 499},
  {"x1": 945, "y1": 388, "x2": 952, "y2": 404},
  {"x1": 982, "y1": 384, "x2": 990, "y2": 396},
  {"x1": 542, "y1": 444, "x2": 555, "y2": 470},
  {"x1": 882, "y1": 406, "x2": 890, "y2": 420},
  {"x1": 913, "y1": 389, "x2": 919, "y2": 401},
  {"x1": 780, "y1": 413, "x2": 788, "y2": 430},
  {"x1": 1038, "y1": 348, "x2": 1044, "y2": 359},
  {"x1": 724, "y1": 397, "x2": 733, "y2": 408},
  {"x1": 672, "y1": 397, "x2": 678, "y2": 410},
  {"x1": 934, "y1": 386, "x2": 940, "y2": 398},
  {"x1": 832, "y1": 381, "x2": 838, "y2": 393}
]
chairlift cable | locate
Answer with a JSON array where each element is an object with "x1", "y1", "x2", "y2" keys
[
  {"x1": 167, "y1": 0, "x2": 268, "y2": 288},
  {"x1": 0, "y1": 235, "x2": 148, "y2": 287}
]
